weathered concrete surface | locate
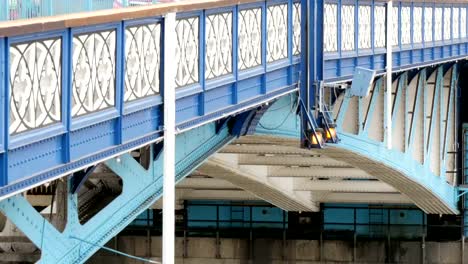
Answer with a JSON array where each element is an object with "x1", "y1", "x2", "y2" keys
[{"x1": 89, "y1": 236, "x2": 467, "y2": 264}]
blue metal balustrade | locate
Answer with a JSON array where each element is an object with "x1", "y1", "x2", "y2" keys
[
  {"x1": 322, "y1": 0, "x2": 468, "y2": 81},
  {"x1": 0, "y1": 0, "x2": 301, "y2": 199},
  {"x1": 0, "y1": 0, "x2": 163, "y2": 21}
]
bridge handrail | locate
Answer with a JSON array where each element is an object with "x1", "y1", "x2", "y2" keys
[
  {"x1": 0, "y1": 0, "x2": 260, "y2": 37},
  {"x1": 0, "y1": 0, "x2": 302, "y2": 199}
]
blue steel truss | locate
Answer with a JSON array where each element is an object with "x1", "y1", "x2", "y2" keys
[
  {"x1": 257, "y1": 70, "x2": 460, "y2": 215},
  {"x1": 0, "y1": 0, "x2": 301, "y2": 199},
  {"x1": 0, "y1": 121, "x2": 236, "y2": 263}
]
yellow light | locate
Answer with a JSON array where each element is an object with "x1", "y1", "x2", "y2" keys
[
  {"x1": 326, "y1": 127, "x2": 337, "y2": 140},
  {"x1": 311, "y1": 130, "x2": 323, "y2": 145}
]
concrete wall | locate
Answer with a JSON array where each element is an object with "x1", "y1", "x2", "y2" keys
[{"x1": 89, "y1": 236, "x2": 467, "y2": 264}]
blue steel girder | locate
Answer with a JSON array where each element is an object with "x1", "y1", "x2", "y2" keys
[
  {"x1": 0, "y1": 121, "x2": 236, "y2": 263},
  {"x1": 256, "y1": 66, "x2": 460, "y2": 214},
  {"x1": 330, "y1": 64, "x2": 459, "y2": 214},
  {"x1": 322, "y1": 0, "x2": 468, "y2": 82},
  {"x1": 0, "y1": 0, "x2": 302, "y2": 200}
]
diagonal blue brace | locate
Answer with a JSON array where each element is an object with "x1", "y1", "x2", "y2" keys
[{"x1": 0, "y1": 120, "x2": 240, "y2": 263}]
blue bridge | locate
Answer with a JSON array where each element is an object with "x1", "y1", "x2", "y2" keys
[{"x1": 0, "y1": 0, "x2": 467, "y2": 262}]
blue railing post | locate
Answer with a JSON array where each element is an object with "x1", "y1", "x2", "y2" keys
[
  {"x1": 0, "y1": 0, "x2": 9, "y2": 20},
  {"x1": 86, "y1": 0, "x2": 93, "y2": 11},
  {"x1": 46, "y1": 0, "x2": 54, "y2": 16}
]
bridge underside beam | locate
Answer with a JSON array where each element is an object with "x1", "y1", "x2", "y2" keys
[
  {"x1": 0, "y1": 122, "x2": 236, "y2": 263},
  {"x1": 253, "y1": 69, "x2": 460, "y2": 214}
]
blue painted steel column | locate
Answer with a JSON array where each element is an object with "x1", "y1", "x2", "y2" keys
[
  {"x1": 299, "y1": 0, "x2": 308, "y2": 146},
  {"x1": 86, "y1": 0, "x2": 93, "y2": 11},
  {"x1": 464, "y1": 124, "x2": 468, "y2": 237},
  {"x1": 300, "y1": 0, "x2": 323, "y2": 146},
  {"x1": 0, "y1": 38, "x2": 6, "y2": 186},
  {"x1": 1, "y1": 0, "x2": 9, "y2": 20},
  {"x1": 45, "y1": 0, "x2": 53, "y2": 16}
]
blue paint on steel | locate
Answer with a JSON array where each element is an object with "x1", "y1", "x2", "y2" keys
[
  {"x1": 0, "y1": 37, "x2": 6, "y2": 186},
  {"x1": 255, "y1": 92, "x2": 459, "y2": 213},
  {"x1": 0, "y1": 0, "x2": 165, "y2": 21},
  {"x1": 350, "y1": 67, "x2": 376, "y2": 97},
  {"x1": 0, "y1": 121, "x2": 236, "y2": 263},
  {"x1": 322, "y1": 0, "x2": 468, "y2": 81},
  {"x1": 0, "y1": 1, "x2": 301, "y2": 196},
  {"x1": 299, "y1": 0, "x2": 307, "y2": 146}
]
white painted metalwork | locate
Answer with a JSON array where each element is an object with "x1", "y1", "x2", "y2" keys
[
  {"x1": 401, "y1": 6, "x2": 411, "y2": 45},
  {"x1": 424, "y1": 7, "x2": 433, "y2": 42},
  {"x1": 293, "y1": 2, "x2": 301, "y2": 55},
  {"x1": 444, "y1": 7, "x2": 451, "y2": 40},
  {"x1": 453, "y1": 8, "x2": 460, "y2": 39},
  {"x1": 324, "y1": 3, "x2": 338, "y2": 52},
  {"x1": 206, "y1": 12, "x2": 232, "y2": 79},
  {"x1": 413, "y1": 7, "x2": 422, "y2": 44},
  {"x1": 435, "y1": 8, "x2": 443, "y2": 41},
  {"x1": 267, "y1": 4, "x2": 288, "y2": 62},
  {"x1": 175, "y1": 17, "x2": 199, "y2": 87},
  {"x1": 163, "y1": 12, "x2": 177, "y2": 264},
  {"x1": 72, "y1": 30, "x2": 116, "y2": 117},
  {"x1": 462, "y1": 8, "x2": 467, "y2": 38},
  {"x1": 124, "y1": 23, "x2": 161, "y2": 102},
  {"x1": 9, "y1": 38, "x2": 62, "y2": 134},
  {"x1": 341, "y1": 5, "x2": 355, "y2": 51},
  {"x1": 358, "y1": 5, "x2": 371, "y2": 49},
  {"x1": 374, "y1": 5, "x2": 386, "y2": 48},
  {"x1": 238, "y1": 8, "x2": 262, "y2": 70},
  {"x1": 392, "y1": 6, "x2": 399, "y2": 46}
]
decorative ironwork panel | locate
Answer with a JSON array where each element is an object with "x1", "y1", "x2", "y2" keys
[
  {"x1": 401, "y1": 6, "x2": 411, "y2": 45},
  {"x1": 72, "y1": 30, "x2": 116, "y2": 117},
  {"x1": 392, "y1": 7, "x2": 399, "y2": 46},
  {"x1": 341, "y1": 5, "x2": 355, "y2": 51},
  {"x1": 435, "y1": 8, "x2": 443, "y2": 41},
  {"x1": 175, "y1": 17, "x2": 199, "y2": 87},
  {"x1": 413, "y1": 7, "x2": 422, "y2": 43},
  {"x1": 239, "y1": 8, "x2": 262, "y2": 70},
  {"x1": 293, "y1": 2, "x2": 301, "y2": 55},
  {"x1": 444, "y1": 7, "x2": 451, "y2": 40},
  {"x1": 267, "y1": 4, "x2": 288, "y2": 62},
  {"x1": 462, "y1": 8, "x2": 467, "y2": 38},
  {"x1": 206, "y1": 12, "x2": 233, "y2": 79},
  {"x1": 358, "y1": 5, "x2": 371, "y2": 49},
  {"x1": 124, "y1": 23, "x2": 161, "y2": 102},
  {"x1": 453, "y1": 8, "x2": 460, "y2": 39},
  {"x1": 374, "y1": 6, "x2": 386, "y2": 48},
  {"x1": 324, "y1": 3, "x2": 338, "y2": 52},
  {"x1": 424, "y1": 7, "x2": 433, "y2": 42},
  {"x1": 9, "y1": 38, "x2": 62, "y2": 134}
]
